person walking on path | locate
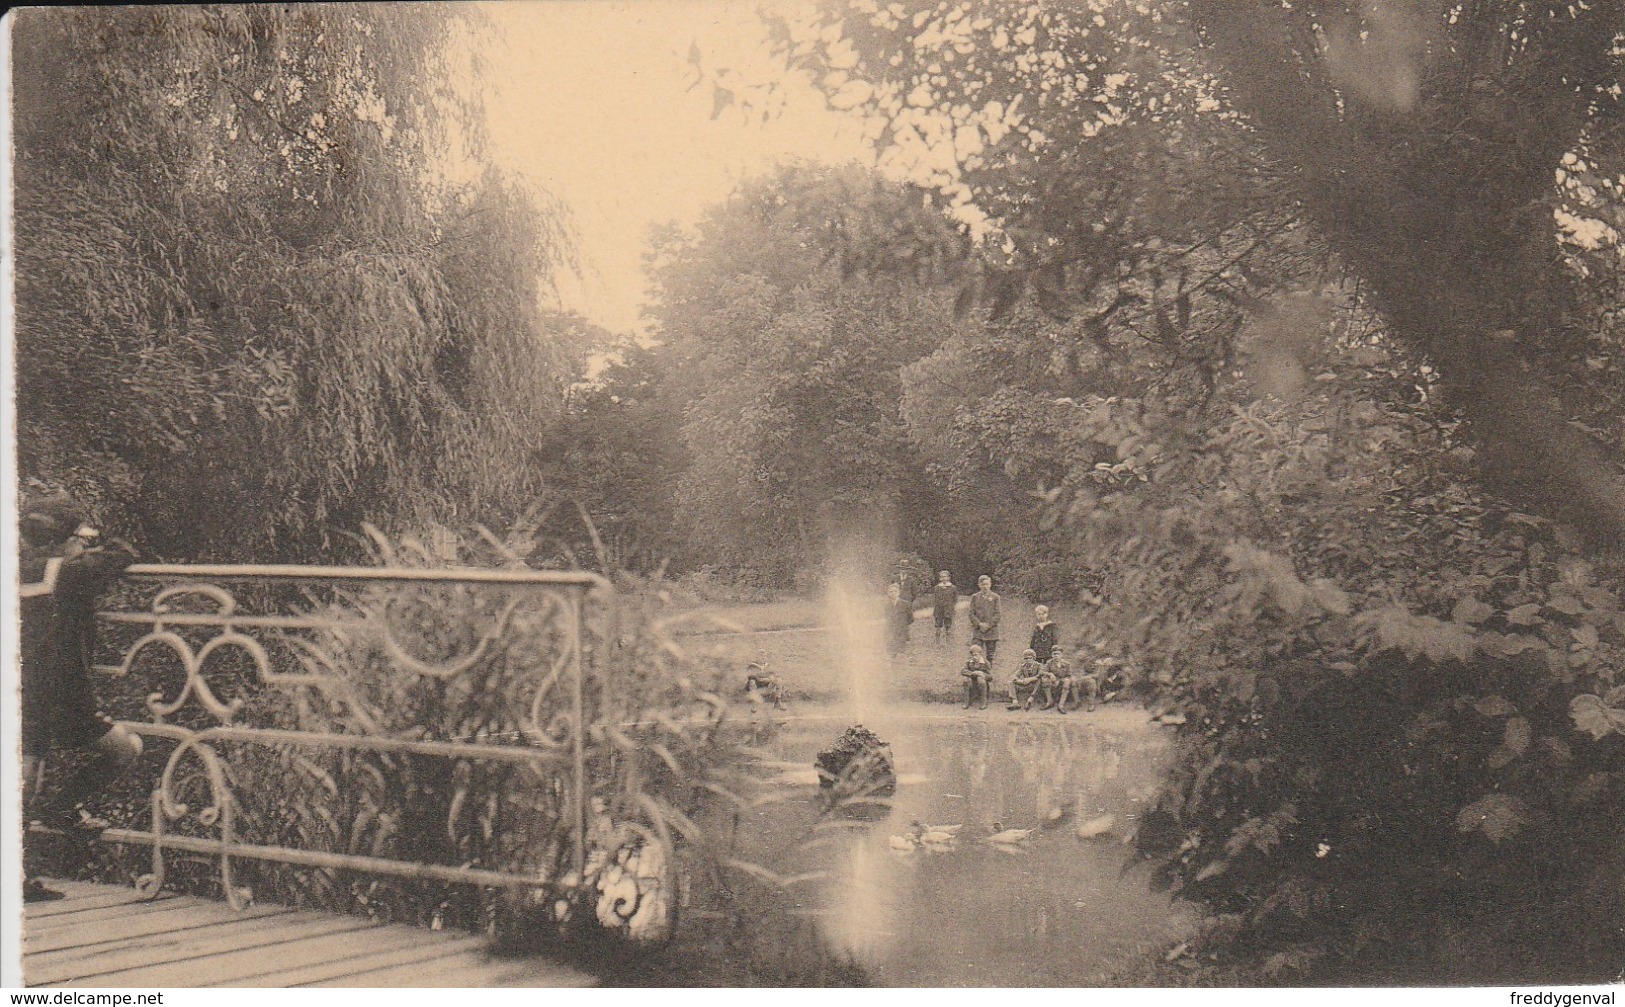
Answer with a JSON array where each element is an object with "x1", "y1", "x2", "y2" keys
[
  {"x1": 931, "y1": 571, "x2": 957, "y2": 645},
  {"x1": 19, "y1": 490, "x2": 144, "y2": 902},
  {"x1": 886, "y1": 582, "x2": 913, "y2": 658},
  {"x1": 970, "y1": 575, "x2": 1001, "y2": 663}
]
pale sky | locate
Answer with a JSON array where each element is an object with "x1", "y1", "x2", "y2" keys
[{"x1": 477, "y1": 1, "x2": 874, "y2": 334}]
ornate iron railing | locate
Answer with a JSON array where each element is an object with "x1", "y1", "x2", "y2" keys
[{"x1": 89, "y1": 563, "x2": 612, "y2": 910}]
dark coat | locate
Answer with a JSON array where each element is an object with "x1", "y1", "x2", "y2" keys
[
  {"x1": 21, "y1": 543, "x2": 136, "y2": 755},
  {"x1": 887, "y1": 597, "x2": 913, "y2": 652},
  {"x1": 1029, "y1": 621, "x2": 1059, "y2": 663},
  {"x1": 969, "y1": 590, "x2": 1001, "y2": 641}
]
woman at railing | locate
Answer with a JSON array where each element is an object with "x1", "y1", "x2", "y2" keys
[{"x1": 19, "y1": 490, "x2": 145, "y2": 902}]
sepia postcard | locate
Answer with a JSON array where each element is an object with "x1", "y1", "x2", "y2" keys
[{"x1": 4, "y1": 0, "x2": 1623, "y2": 994}]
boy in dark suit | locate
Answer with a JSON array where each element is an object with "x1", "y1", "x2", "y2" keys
[
  {"x1": 1028, "y1": 605, "x2": 1058, "y2": 664},
  {"x1": 931, "y1": 571, "x2": 957, "y2": 645},
  {"x1": 969, "y1": 576, "x2": 1001, "y2": 662}
]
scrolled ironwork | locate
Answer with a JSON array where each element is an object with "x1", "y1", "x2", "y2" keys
[{"x1": 94, "y1": 563, "x2": 610, "y2": 907}]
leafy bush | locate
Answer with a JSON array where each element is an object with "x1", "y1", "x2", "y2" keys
[{"x1": 1051, "y1": 360, "x2": 1625, "y2": 982}]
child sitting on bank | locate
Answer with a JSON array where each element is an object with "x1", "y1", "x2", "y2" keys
[
  {"x1": 960, "y1": 643, "x2": 992, "y2": 710},
  {"x1": 1094, "y1": 655, "x2": 1126, "y2": 703},
  {"x1": 1055, "y1": 644, "x2": 1100, "y2": 713},
  {"x1": 744, "y1": 660, "x2": 786, "y2": 711},
  {"x1": 1008, "y1": 649, "x2": 1043, "y2": 710},
  {"x1": 1039, "y1": 644, "x2": 1074, "y2": 712}
]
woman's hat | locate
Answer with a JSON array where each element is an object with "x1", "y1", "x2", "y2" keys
[{"x1": 20, "y1": 489, "x2": 85, "y2": 545}]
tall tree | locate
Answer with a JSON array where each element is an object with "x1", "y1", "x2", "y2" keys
[
  {"x1": 528, "y1": 339, "x2": 689, "y2": 574},
  {"x1": 766, "y1": 0, "x2": 1625, "y2": 541},
  {"x1": 1190, "y1": 0, "x2": 1625, "y2": 541},
  {"x1": 643, "y1": 164, "x2": 961, "y2": 581},
  {"x1": 12, "y1": 5, "x2": 587, "y2": 560},
  {"x1": 761, "y1": 1, "x2": 1340, "y2": 593}
]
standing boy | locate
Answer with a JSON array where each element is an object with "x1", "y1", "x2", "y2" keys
[
  {"x1": 969, "y1": 575, "x2": 1001, "y2": 663},
  {"x1": 1029, "y1": 605, "x2": 1058, "y2": 664},
  {"x1": 886, "y1": 582, "x2": 913, "y2": 658},
  {"x1": 931, "y1": 571, "x2": 957, "y2": 645}
]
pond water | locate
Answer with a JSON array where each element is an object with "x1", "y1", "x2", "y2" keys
[{"x1": 736, "y1": 702, "x2": 1198, "y2": 986}]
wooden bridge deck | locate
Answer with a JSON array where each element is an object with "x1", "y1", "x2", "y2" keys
[{"x1": 22, "y1": 880, "x2": 599, "y2": 988}]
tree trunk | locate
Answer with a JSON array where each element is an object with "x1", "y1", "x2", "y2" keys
[{"x1": 1193, "y1": 0, "x2": 1625, "y2": 542}]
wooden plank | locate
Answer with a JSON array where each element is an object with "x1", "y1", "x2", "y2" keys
[
  {"x1": 306, "y1": 948, "x2": 505, "y2": 988},
  {"x1": 303, "y1": 942, "x2": 595, "y2": 989},
  {"x1": 49, "y1": 914, "x2": 387, "y2": 987},
  {"x1": 24, "y1": 879, "x2": 144, "y2": 910},
  {"x1": 28, "y1": 905, "x2": 375, "y2": 985},
  {"x1": 360, "y1": 954, "x2": 598, "y2": 989},
  {"x1": 26, "y1": 887, "x2": 179, "y2": 920},
  {"x1": 23, "y1": 879, "x2": 595, "y2": 989},
  {"x1": 27, "y1": 899, "x2": 285, "y2": 957},
  {"x1": 281, "y1": 937, "x2": 492, "y2": 988},
  {"x1": 28, "y1": 893, "x2": 205, "y2": 933},
  {"x1": 25, "y1": 902, "x2": 290, "y2": 955},
  {"x1": 21, "y1": 880, "x2": 106, "y2": 907},
  {"x1": 204, "y1": 925, "x2": 451, "y2": 987}
]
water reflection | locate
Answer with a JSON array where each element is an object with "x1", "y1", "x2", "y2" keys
[{"x1": 744, "y1": 705, "x2": 1196, "y2": 986}]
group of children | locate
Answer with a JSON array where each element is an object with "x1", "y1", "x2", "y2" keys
[
  {"x1": 746, "y1": 571, "x2": 1111, "y2": 716},
  {"x1": 959, "y1": 604, "x2": 1101, "y2": 714}
]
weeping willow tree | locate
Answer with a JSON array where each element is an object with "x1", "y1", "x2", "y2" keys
[{"x1": 12, "y1": 5, "x2": 592, "y2": 561}]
